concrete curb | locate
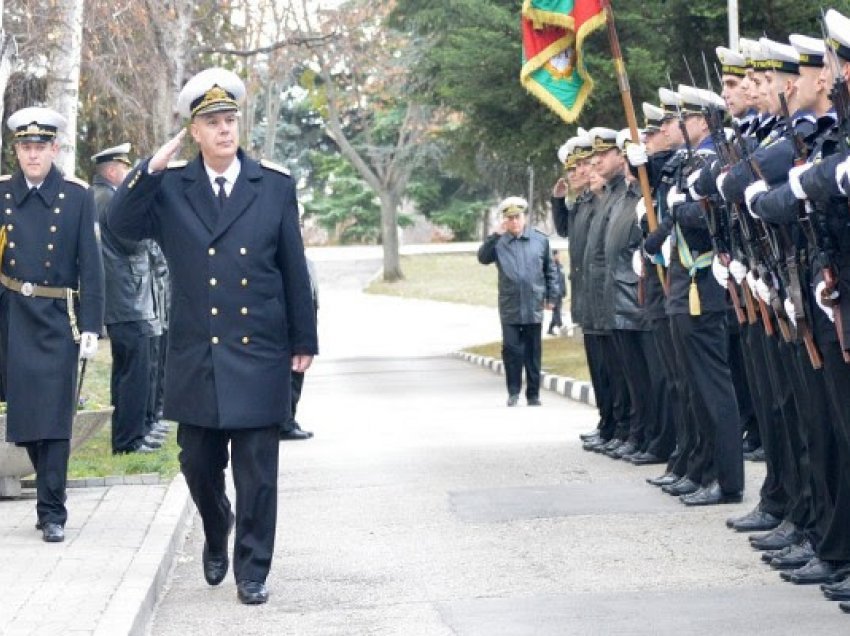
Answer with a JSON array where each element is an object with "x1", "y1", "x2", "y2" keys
[
  {"x1": 94, "y1": 474, "x2": 195, "y2": 636},
  {"x1": 451, "y1": 350, "x2": 596, "y2": 407}
]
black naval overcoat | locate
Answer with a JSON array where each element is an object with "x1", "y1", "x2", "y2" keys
[
  {"x1": 0, "y1": 166, "x2": 105, "y2": 443},
  {"x1": 107, "y1": 150, "x2": 318, "y2": 430}
]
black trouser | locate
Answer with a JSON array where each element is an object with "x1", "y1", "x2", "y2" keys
[
  {"x1": 671, "y1": 312, "x2": 743, "y2": 493},
  {"x1": 548, "y1": 299, "x2": 563, "y2": 333},
  {"x1": 728, "y1": 323, "x2": 758, "y2": 446},
  {"x1": 501, "y1": 323, "x2": 542, "y2": 399},
  {"x1": 817, "y1": 340, "x2": 850, "y2": 563},
  {"x1": 612, "y1": 330, "x2": 656, "y2": 447},
  {"x1": 24, "y1": 439, "x2": 70, "y2": 526},
  {"x1": 280, "y1": 371, "x2": 305, "y2": 433},
  {"x1": 584, "y1": 333, "x2": 613, "y2": 438},
  {"x1": 108, "y1": 321, "x2": 151, "y2": 451},
  {"x1": 177, "y1": 423, "x2": 280, "y2": 583},
  {"x1": 741, "y1": 326, "x2": 788, "y2": 518},
  {"x1": 644, "y1": 318, "x2": 678, "y2": 461},
  {"x1": 600, "y1": 333, "x2": 632, "y2": 440},
  {"x1": 147, "y1": 330, "x2": 168, "y2": 430}
]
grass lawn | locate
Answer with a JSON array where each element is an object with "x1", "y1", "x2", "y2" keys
[
  {"x1": 465, "y1": 335, "x2": 590, "y2": 381},
  {"x1": 366, "y1": 252, "x2": 589, "y2": 380},
  {"x1": 366, "y1": 253, "x2": 498, "y2": 307},
  {"x1": 66, "y1": 339, "x2": 181, "y2": 480}
]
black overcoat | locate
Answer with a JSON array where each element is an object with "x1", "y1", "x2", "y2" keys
[
  {"x1": 0, "y1": 166, "x2": 105, "y2": 442},
  {"x1": 107, "y1": 150, "x2": 318, "y2": 429}
]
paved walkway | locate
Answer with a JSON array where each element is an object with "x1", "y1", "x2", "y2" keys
[{"x1": 1, "y1": 248, "x2": 847, "y2": 634}]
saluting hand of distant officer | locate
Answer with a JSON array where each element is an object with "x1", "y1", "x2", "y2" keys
[{"x1": 149, "y1": 129, "x2": 187, "y2": 173}]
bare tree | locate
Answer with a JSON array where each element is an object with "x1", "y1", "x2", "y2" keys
[{"x1": 46, "y1": 0, "x2": 84, "y2": 175}]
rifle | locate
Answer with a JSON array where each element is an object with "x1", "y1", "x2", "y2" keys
[{"x1": 819, "y1": 10, "x2": 850, "y2": 363}]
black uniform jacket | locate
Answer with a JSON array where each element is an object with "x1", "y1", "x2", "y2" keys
[
  {"x1": 94, "y1": 175, "x2": 156, "y2": 326},
  {"x1": 0, "y1": 166, "x2": 105, "y2": 442},
  {"x1": 108, "y1": 150, "x2": 318, "y2": 429}
]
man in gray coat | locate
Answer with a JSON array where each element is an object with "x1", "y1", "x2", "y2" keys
[{"x1": 478, "y1": 196, "x2": 558, "y2": 406}]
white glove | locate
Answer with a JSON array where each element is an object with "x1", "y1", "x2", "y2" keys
[
  {"x1": 635, "y1": 197, "x2": 647, "y2": 221},
  {"x1": 783, "y1": 298, "x2": 797, "y2": 326},
  {"x1": 816, "y1": 280, "x2": 836, "y2": 322},
  {"x1": 788, "y1": 163, "x2": 813, "y2": 200},
  {"x1": 729, "y1": 260, "x2": 747, "y2": 285},
  {"x1": 837, "y1": 156, "x2": 850, "y2": 196},
  {"x1": 755, "y1": 277, "x2": 772, "y2": 305},
  {"x1": 666, "y1": 185, "x2": 686, "y2": 212},
  {"x1": 631, "y1": 249, "x2": 643, "y2": 277},
  {"x1": 746, "y1": 270, "x2": 758, "y2": 294},
  {"x1": 711, "y1": 254, "x2": 729, "y2": 288},
  {"x1": 79, "y1": 331, "x2": 99, "y2": 359},
  {"x1": 715, "y1": 171, "x2": 728, "y2": 201},
  {"x1": 687, "y1": 169, "x2": 704, "y2": 201},
  {"x1": 625, "y1": 142, "x2": 648, "y2": 167},
  {"x1": 744, "y1": 180, "x2": 769, "y2": 217},
  {"x1": 661, "y1": 236, "x2": 671, "y2": 267}
]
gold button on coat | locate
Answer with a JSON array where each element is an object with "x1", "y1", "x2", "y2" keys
[
  {"x1": 240, "y1": 307, "x2": 248, "y2": 315},
  {"x1": 241, "y1": 278, "x2": 248, "y2": 286},
  {"x1": 240, "y1": 247, "x2": 247, "y2": 255},
  {"x1": 211, "y1": 307, "x2": 219, "y2": 316},
  {"x1": 242, "y1": 336, "x2": 250, "y2": 344},
  {"x1": 49, "y1": 226, "x2": 57, "y2": 232},
  {"x1": 208, "y1": 248, "x2": 216, "y2": 255},
  {"x1": 211, "y1": 336, "x2": 219, "y2": 344},
  {"x1": 210, "y1": 278, "x2": 217, "y2": 286}
]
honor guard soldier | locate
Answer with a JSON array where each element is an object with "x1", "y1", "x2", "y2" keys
[
  {"x1": 92, "y1": 143, "x2": 163, "y2": 455},
  {"x1": 0, "y1": 107, "x2": 105, "y2": 543},
  {"x1": 108, "y1": 68, "x2": 318, "y2": 605}
]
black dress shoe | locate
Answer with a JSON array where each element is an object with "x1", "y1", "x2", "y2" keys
[
  {"x1": 42, "y1": 522, "x2": 64, "y2": 543},
  {"x1": 237, "y1": 580, "x2": 269, "y2": 605},
  {"x1": 840, "y1": 602, "x2": 850, "y2": 614},
  {"x1": 781, "y1": 557, "x2": 836, "y2": 584},
  {"x1": 762, "y1": 545, "x2": 792, "y2": 563},
  {"x1": 770, "y1": 540, "x2": 815, "y2": 570},
  {"x1": 279, "y1": 428, "x2": 313, "y2": 441},
  {"x1": 527, "y1": 397, "x2": 542, "y2": 406},
  {"x1": 745, "y1": 447, "x2": 765, "y2": 462},
  {"x1": 647, "y1": 472, "x2": 680, "y2": 487},
  {"x1": 506, "y1": 394, "x2": 519, "y2": 407},
  {"x1": 579, "y1": 429, "x2": 601, "y2": 441},
  {"x1": 582, "y1": 437, "x2": 607, "y2": 452},
  {"x1": 662, "y1": 476, "x2": 699, "y2": 496},
  {"x1": 822, "y1": 576, "x2": 850, "y2": 600},
  {"x1": 680, "y1": 481, "x2": 743, "y2": 506},
  {"x1": 750, "y1": 521, "x2": 801, "y2": 551},
  {"x1": 630, "y1": 452, "x2": 665, "y2": 466},
  {"x1": 113, "y1": 441, "x2": 158, "y2": 455},
  {"x1": 203, "y1": 512, "x2": 235, "y2": 586},
  {"x1": 732, "y1": 509, "x2": 782, "y2": 532},
  {"x1": 611, "y1": 441, "x2": 637, "y2": 459}
]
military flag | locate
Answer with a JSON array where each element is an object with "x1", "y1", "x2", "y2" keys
[{"x1": 520, "y1": 0, "x2": 606, "y2": 124}]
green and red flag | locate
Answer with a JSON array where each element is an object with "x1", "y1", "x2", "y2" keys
[{"x1": 520, "y1": 0, "x2": 606, "y2": 123}]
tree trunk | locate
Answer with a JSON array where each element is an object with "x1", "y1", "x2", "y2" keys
[
  {"x1": 262, "y1": 75, "x2": 282, "y2": 159},
  {"x1": 46, "y1": 0, "x2": 85, "y2": 176},
  {"x1": 0, "y1": 24, "x2": 16, "y2": 168},
  {"x1": 380, "y1": 193, "x2": 403, "y2": 281}
]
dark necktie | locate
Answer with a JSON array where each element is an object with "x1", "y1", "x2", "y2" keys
[{"x1": 214, "y1": 176, "x2": 227, "y2": 222}]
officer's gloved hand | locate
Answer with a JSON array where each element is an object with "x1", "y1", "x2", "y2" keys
[
  {"x1": 635, "y1": 197, "x2": 647, "y2": 222},
  {"x1": 744, "y1": 180, "x2": 768, "y2": 217},
  {"x1": 687, "y1": 169, "x2": 704, "y2": 201},
  {"x1": 836, "y1": 156, "x2": 850, "y2": 195},
  {"x1": 666, "y1": 185, "x2": 686, "y2": 215},
  {"x1": 711, "y1": 254, "x2": 729, "y2": 288},
  {"x1": 788, "y1": 163, "x2": 814, "y2": 200},
  {"x1": 655, "y1": 236, "x2": 672, "y2": 267},
  {"x1": 783, "y1": 298, "x2": 797, "y2": 327},
  {"x1": 755, "y1": 277, "x2": 772, "y2": 305},
  {"x1": 715, "y1": 171, "x2": 729, "y2": 201},
  {"x1": 631, "y1": 249, "x2": 643, "y2": 277},
  {"x1": 729, "y1": 260, "x2": 747, "y2": 285},
  {"x1": 79, "y1": 332, "x2": 99, "y2": 359},
  {"x1": 815, "y1": 280, "x2": 837, "y2": 323},
  {"x1": 746, "y1": 270, "x2": 758, "y2": 294},
  {"x1": 625, "y1": 142, "x2": 648, "y2": 167}
]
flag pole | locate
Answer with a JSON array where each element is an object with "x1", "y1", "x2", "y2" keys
[{"x1": 598, "y1": 0, "x2": 657, "y2": 232}]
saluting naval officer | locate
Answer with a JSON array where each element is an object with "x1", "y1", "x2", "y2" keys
[
  {"x1": 108, "y1": 68, "x2": 318, "y2": 605},
  {"x1": 0, "y1": 107, "x2": 104, "y2": 543}
]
